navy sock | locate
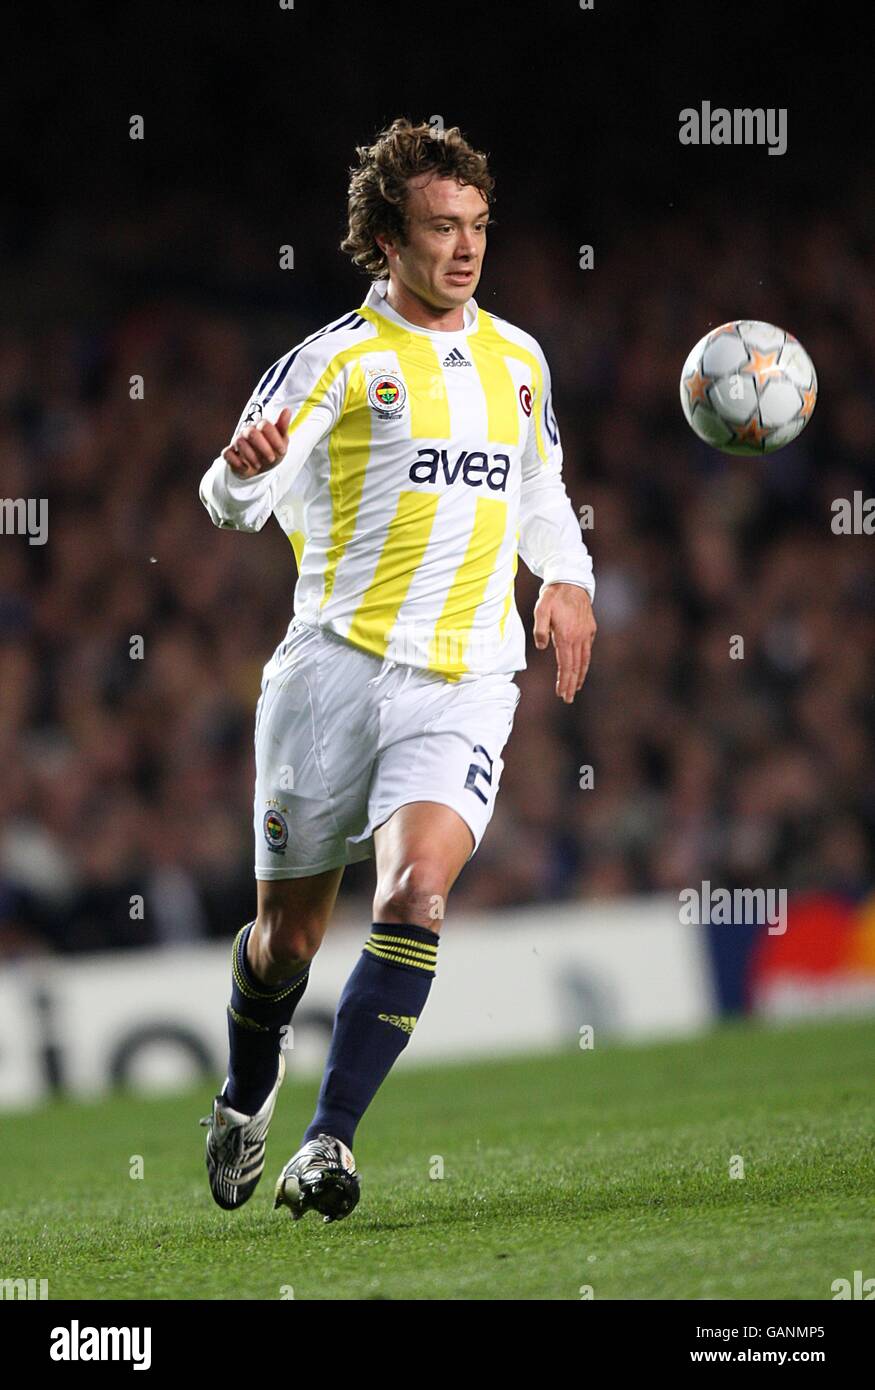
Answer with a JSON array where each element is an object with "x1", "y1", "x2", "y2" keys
[
  {"x1": 225, "y1": 921, "x2": 310, "y2": 1115},
  {"x1": 304, "y1": 923, "x2": 439, "y2": 1149}
]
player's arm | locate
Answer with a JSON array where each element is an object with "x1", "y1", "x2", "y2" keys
[
  {"x1": 518, "y1": 348, "x2": 596, "y2": 703},
  {"x1": 199, "y1": 347, "x2": 343, "y2": 533}
]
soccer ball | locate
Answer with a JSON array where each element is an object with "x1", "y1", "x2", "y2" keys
[{"x1": 680, "y1": 320, "x2": 817, "y2": 455}]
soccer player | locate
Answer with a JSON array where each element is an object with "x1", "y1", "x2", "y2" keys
[{"x1": 198, "y1": 118, "x2": 596, "y2": 1223}]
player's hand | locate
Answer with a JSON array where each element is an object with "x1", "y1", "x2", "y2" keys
[
  {"x1": 533, "y1": 583, "x2": 596, "y2": 703},
  {"x1": 223, "y1": 407, "x2": 292, "y2": 478}
]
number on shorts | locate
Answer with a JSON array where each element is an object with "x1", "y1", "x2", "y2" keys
[{"x1": 464, "y1": 744, "x2": 494, "y2": 805}]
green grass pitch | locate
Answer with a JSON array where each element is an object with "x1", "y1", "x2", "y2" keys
[{"x1": 2, "y1": 1016, "x2": 873, "y2": 1300}]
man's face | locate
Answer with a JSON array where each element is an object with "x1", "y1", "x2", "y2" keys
[{"x1": 379, "y1": 173, "x2": 489, "y2": 311}]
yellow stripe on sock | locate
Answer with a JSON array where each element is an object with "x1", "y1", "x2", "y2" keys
[
  {"x1": 369, "y1": 932, "x2": 438, "y2": 955},
  {"x1": 363, "y1": 943, "x2": 436, "y2": 972},
  {"x1": 365, "y1": 938, "x2": 437, "y2": 957}
]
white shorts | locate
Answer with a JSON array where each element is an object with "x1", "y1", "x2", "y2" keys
[{"x1": 253, "y1": 619, "x2": 521, "y2": 879}]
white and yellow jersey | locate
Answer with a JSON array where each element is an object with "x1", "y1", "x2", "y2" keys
[{"x1": 200, "y1": 278, "x2": 594, "y2": 681}]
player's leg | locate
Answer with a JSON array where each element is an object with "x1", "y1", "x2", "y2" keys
[
  {"x1": 273, "y1": 665, "x2": 519, "y2": 1222},
  {"x1": 224, "y1": 870, "x2": 344, "y2": 1115},
  {"x1": 203, "y1": 617, "x2": 374, "y2": 1210},
  {"x1": 249, "y1": 872, "x2": 343, "y2": 979},
  {"x1": 301, "y1": 801, "x2": 471, "y2": 1141},
  {"x1": 273, "y1": 802, "x2": 472, "y2": 1222},
  {"x1": 275, "y1": 674, "x2": 518, "y2": 1217},
  {"x1": 370, "y1": 799, "x2": 474, "y2": 926},
  {"x1": 201, "y1": 869, "x2": 343, "y2": 1211}
]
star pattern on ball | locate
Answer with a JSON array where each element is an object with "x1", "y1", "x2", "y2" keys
[
  {"x1": 799, "y1": 387, "x2": 817, "y2": 419},
  {"x1": 732, "y1": 413, "x2": 773, "y2": 448},
  {"x1": 682, "y1": 366, "x2": 713, "y2": 411},
  {"x1": 740, "y1": 349, "x2": 782, "y2": 390}
]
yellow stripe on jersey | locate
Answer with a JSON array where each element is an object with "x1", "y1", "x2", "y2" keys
[
  {"x1": 466, "y1": 325, "x2": 520, "y2": 446},
  {"x1": 346, "y1": 489, "x2": 440, "y2": 658},
  {"x1": 287, "y1": 530, "x2": 305, "y2": 569},
  {"x1": 318, "y1": 327, "x2": 450, "y2": 614},
  {"x1": 429, "y1": 495, "x2": 508, "y2": 678},
  {"x1": 498, "y1": 538, "x2": 519, "y2": 638},
  {"x1": 473, "y1": 311, "x2": 549, "y2": 461},
  {"x1": 356, "y1": 307, "x2": 451, "y2": 438},
  {"x1": 320, "y1": 361, "x2": 372, "y2": 610},
  {"x1": 286, "y1": 352, "x2": 348, "y2": 439},
  {"x1": 281, "y1": 308, "x2": 552, "y2": 678},
  {"x1": 281, "y1": 346, "x2": 355, "y2": 581}
]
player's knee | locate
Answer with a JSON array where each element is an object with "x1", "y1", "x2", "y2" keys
[
  {"x1": 373, "y1": 859, "x2": 448, "y2": 926},
  {"x1": 255, "y1": 898, "x2": 323, "y2": 969}
]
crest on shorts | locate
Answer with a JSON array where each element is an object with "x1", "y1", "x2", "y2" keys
[
  {"x1": 367, "y1": 372, "x2": 407, "y2": 418},
  {"x1": 519, "y1": 383, "x2": 533, "y2": 417},
  {"x1": 263, "y1": 808, "x2": 289, "y2": 854}
]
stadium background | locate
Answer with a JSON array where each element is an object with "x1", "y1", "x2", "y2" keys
[{"x1": 1, "y1": 0, "x2": 874, "y2": 1101}]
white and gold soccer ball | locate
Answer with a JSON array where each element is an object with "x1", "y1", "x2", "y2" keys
[{"x1": 680, "y1": 319, "x2": 817, "y2": 455}]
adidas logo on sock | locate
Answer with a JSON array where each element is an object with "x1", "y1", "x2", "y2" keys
[
  {"x1": 442, "y1": 347, "x2": 471, "y2": 368},
  {"x1": 377, "y1": 1013, "x2": 418, "y2": 1034}
]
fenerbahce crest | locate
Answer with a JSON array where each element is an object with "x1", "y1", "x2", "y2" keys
[{"x1": 366, "y1": 371, "x2": 407, "y2": 419}]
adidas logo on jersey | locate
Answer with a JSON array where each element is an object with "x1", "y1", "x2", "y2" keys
[{"x1": 442, "y1": 347, "x2": 471, "y2": 368}]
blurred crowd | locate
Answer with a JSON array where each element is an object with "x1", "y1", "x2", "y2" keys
[{"x1": 1, "y1": 179, "x2": 873, "y2": 955}]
